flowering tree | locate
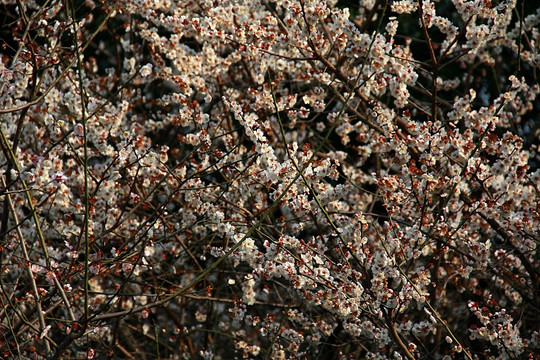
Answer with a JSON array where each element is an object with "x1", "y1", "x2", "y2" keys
[{"x1": 1, "y1": 0, "x2": 539, "y2": 358}]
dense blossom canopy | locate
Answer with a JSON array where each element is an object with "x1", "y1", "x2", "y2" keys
[{"x1": 0, "y1": 0, "x2": 539, "y2": 359}]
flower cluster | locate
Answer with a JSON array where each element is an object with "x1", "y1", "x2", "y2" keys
[{"x1": 0, "y1": 0, "x2": 539, "y2": 359}]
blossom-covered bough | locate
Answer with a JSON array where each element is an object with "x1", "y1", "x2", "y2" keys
[{"x1": 1, "y1": 0, "x2": 539, "y2": 358}]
